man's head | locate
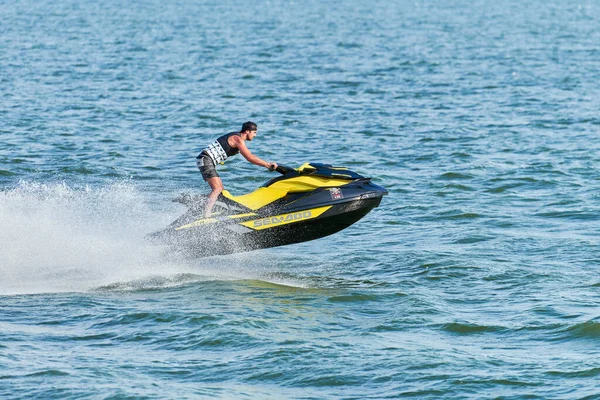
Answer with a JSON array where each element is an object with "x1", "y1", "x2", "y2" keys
[{"x1": 241, "y1": 121, "x2": 258, "y2": 140}]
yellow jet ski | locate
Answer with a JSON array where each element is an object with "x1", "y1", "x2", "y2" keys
[{"x1": 150, "y1": 163, "x2": 388, "y2": 257}]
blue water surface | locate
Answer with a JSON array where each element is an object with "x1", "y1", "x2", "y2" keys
[{"x1": 1, "y1": 0, "x2": 600, "y2": 398}]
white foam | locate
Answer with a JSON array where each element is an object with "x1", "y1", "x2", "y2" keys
[
  {"x1": 0, "y1": 181, "x2": 316, "y2": 295},
  {"x1": 0, "y1": 181, "x2": 185, "y2": 294}
]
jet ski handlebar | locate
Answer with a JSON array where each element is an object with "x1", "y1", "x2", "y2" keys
[{"x1": 269, "y1": 164, "x2": 294, "y2": 175}]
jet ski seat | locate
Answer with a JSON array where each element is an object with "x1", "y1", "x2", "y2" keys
[{"x1": 221, "y1": 187, "x2": 289, "y2": 211}]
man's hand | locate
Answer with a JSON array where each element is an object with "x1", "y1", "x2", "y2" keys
[{"x1": 268, "y1": 162, "x2": 278, "y2": 171}]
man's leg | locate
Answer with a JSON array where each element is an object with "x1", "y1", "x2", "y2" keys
[{"x1": 204, "y1": 177, "x2": 223, "y2": 218}]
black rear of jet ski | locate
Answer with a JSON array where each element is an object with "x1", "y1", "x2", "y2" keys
[{"x1": 150, "y1": 163, "x2": 387, "y2": 257}]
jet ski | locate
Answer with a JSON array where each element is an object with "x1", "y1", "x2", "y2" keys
[{"x1": 150, "y1": 163, "x2": 388, "y2": 257}]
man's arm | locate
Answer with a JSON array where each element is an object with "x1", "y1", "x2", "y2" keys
[{"x1": 234, "y1": 137, "x2": 276, "y2": 169}]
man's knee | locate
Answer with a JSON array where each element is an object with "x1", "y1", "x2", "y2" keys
[
  {"x1": 207, "y1": 178, "x2": 223, "y2": 192},
  {"x1": 209, "y1": 185, "x2": 223, "y2": 198}
]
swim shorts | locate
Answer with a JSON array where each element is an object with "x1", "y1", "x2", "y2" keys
[{"x1": 196, "y1": 154, "x2": 219, "y2": 180}]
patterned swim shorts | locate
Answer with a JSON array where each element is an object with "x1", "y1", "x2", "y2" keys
[{"x1": 196, "y1": 154, "x2": 219, "y2": 180}]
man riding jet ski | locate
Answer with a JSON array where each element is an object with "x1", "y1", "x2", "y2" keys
[
  {"x1": 196, "y1": 121, "x2": 277, "y2": 218},
  {"x1": 150, "y1": 163, "x2": 388, "y2": 257}
]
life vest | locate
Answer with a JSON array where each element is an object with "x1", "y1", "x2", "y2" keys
[{"x1": 200, "y1": 132, "x2": 241, "y2": 164}]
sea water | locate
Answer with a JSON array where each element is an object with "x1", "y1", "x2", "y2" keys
[{"x1": 1, "y1": 0, "x2": 599, "y2": 398}]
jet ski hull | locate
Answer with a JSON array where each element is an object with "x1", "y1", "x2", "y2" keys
[{"x1": 154, "y1": 196, "x2": 383, "y2": 258}]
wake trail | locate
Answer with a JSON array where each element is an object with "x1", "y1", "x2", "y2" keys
[
  {"x1": 0, "y1": 181, "x2": 312, "y2": 295},
  {"x1": 0, "y1": 181, "x2": 191, "y2": 294}
]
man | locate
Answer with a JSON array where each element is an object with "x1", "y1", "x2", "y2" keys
[{"x1": 196, "y1": 121, "x2": 278, "y2": 217}]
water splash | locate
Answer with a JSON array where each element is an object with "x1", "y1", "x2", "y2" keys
[
  {"x1": 0, "y1": 181, "x2": 187, "y2": 294},
  {"x1": 0, "y1": 181, "x2": 315, "y2": 295}
]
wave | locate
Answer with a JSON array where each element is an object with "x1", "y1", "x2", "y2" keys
[
  {"x1": 547, "y1": 367, "x2": 600, "y2": 378},
  {"x1": 557, "y1": 320, "x2": 600, "y2": 341},
  {"x1": 440, "y1": 321, "x2": 507, "y2": 335}
]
